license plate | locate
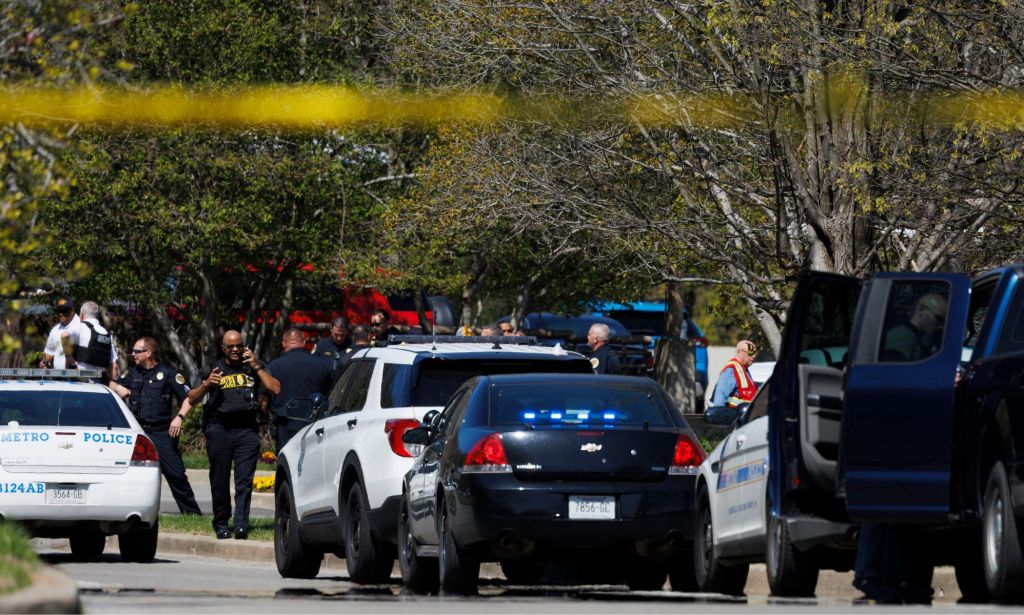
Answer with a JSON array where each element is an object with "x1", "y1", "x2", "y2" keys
[
  {"x1": 46, "y1": 485, "x2": 87, "y2": 505},
  {"x1": 568, "y1": 495, "x2": 615, "y2": 520}
]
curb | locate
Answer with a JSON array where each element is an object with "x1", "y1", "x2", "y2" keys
[
  {"x1": 150, "y1": 530, "x2": 962, "y2": 601},
  {"x1": 0, "y1": 565, "x2": 81, "y2": 614}
]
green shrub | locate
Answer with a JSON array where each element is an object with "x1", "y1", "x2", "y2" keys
[{"x1": 0, "y1": 522, "x2": 38, "y2": 595}]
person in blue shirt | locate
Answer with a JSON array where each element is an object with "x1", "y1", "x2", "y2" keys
[{"x1": 267, "y1": 328, "x2": 335, "y2": 452}]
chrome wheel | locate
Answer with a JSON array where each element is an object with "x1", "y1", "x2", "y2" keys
[{"x1": 986, "y1": 486, "x2": 1004, "y2": 577}]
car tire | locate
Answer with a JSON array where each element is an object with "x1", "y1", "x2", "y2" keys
[
  {"x1": 69, "y1": 531, "x2": 106, "y2": 562},
  {"x1": 500, "y1": 558, "x2": 546, "y2": 585},
  {"x1": 624, "y1": 557, "x2": 668, "y2": 591},
  {"x1": 118, "y1": 520, "x2": 159, "y2": 563},
  {"x1": 668, "y1": 547, "x2": 698, "y2": 591},
  {"x1": 765, "y1": 510, "x2": 818, "y2": 597},
  {"x1": 983, "y1": 462, "x2": 1024, "y2": 601},
  {"x1": 438, "y1": 500, "x2": 479, "y2": 595},
  {"x1": 693, "y1": 488, "x2": 748, "y2": 595},
  {"x1": 275, "y1": 480, "x2": 323, "y2": 579},
  {"x1": 398, "y1": 493, "x2": 439, "y2": 594},
  {"x1": 344, "y1": 483, "x2": 395, "y2": 584},
  {"x1": 954, "y1": 528, "x2": 990, "y2": 603}
]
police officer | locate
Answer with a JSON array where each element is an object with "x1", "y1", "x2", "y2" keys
[
  {"x1": 313, "y1": 316, "x2": 352, "y2": 372},
  {"x1": 370, "y1": 309, "x2": 401, "y2": 346},
  {"x1": 336, "y1": 324, "x2": 372, "y2": 375},
  {"x1": 586, "y1": 323, "x2": 621, "y2": 375},
  {"x1": 113, "y1": 336, "x2": 201, "y2": 515},
  {"x1": 188, "y1": 330, "x2": 281, "y2": 539},
  {"x1": 71, "y1": 301, "x2": 119, "y2": 384},
  {"x1": 267, "y1": 328, "x2": 334, "y2": 452}
]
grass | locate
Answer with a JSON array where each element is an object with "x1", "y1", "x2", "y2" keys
[
  {"x1": 0, "y1": 522, "x2": 39, "y2": 595},
  {"x1": 159, "y1": 514, "x2": 274, "y2": 542},
  {"x1": 182, "y1": 452, "x2": 277, "y2": 472}
]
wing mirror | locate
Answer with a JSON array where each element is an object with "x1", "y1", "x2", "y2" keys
[
  {"x1": 285, "y1": 392, "x2": 327, "y2": 423},
  {"x1": 421, "y1": 409, "x2": 441, "y2": 429},
  {"x1": 704, "y1": 404, "x2": 746, "y2": 427},
  {"x1": 402, "y1": 427, "x2": 431, "y2": 446}
]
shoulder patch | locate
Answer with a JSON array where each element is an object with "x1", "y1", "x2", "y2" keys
[
  {"x1": 156, "y1": 371, "x2": 165, "y2": 380},
  {"x1": 175, "y1": 373, "x2": 185, "y2": 385},
  {"x1": 590, "y1": 357, "x2": 600, "y2": 369},
  {"x1": 345, "y1": 348, "x2": 352, "y2": 353}
]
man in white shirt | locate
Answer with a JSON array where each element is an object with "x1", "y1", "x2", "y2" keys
[
  {"x1": 41, "y1": 297, "x2": 81, "y2": 369},
  {"x1": 72, "y1": 301, "x2": 120, "y2": 382}
]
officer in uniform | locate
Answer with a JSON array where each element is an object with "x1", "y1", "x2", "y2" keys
[
  {"x1": 71, "y1": 300, "x2": 119, "y2": 384},
  {"x1": 113, "y1": 336, "x2": 201, "y2": 515},
  {"x1": 188, "y1": 330, "x2": 281, "y2": 539},
  {"x1": 586, "y1": 323, "x2": 621, "y2": 375},
  {"x1": 313, "y1": 316, "x2": 352, "y2": 372},
  {"x1": 267, "y1": 328, "x2": 335, "y2": 452},
  {"x1": 336, "y1": 324, "x2": 372, "y2": 375}
]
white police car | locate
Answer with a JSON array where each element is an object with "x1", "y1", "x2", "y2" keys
[{"x1": 0, "y1": 369, "x2": 161, "y2": 562}]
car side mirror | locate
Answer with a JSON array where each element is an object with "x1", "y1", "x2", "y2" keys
[
  {"x1": 286, "y1": 393, "x2": 326, "y2": 423},
  {"x1": 421, "y1": 409, "x2": 441, "y2": 429},
  {"x1": 704, "y1": 405, "x2": 743, "y2": 426},
  {"x1": 402, "y1": 427, "x2": 431, "y2": 446}
]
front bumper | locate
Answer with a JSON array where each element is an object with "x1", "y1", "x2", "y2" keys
[{"x1": 451, "y1": 474, "x2": 696, "y2": 552}]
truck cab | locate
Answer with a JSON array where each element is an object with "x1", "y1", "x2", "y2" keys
[{"x1": 768, "y1": 265, "x2": 1024, "y2": 602}]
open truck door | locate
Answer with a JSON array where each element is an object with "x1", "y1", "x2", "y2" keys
[
  {"x1": 840, "y1": 273, "x2": 971, "y2": 522},
  {"x1": 769, "y1": 271, "x2": 862, "y2": 525}
]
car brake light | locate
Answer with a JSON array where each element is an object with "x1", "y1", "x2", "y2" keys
[
  {"x1": 644, "y1": 350, "x2": 655, "y2": 371},
  {"x1": 669, "y1": 433, "x2": 705, "y2": 475},
  {"x1": 694, "y1": 336, "x2": 707, "y2": 347},
  {"x1": 463, "y1": 433, "x2": 511, "y2": 474},
  {"x1": 130, "y1": 434, "x2": 160, "y2": 467},
  {"x1": 385, "y1": 419, "x2": 422, "y2": 458}
]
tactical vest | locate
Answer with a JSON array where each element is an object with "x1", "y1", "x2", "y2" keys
[
  {"x1": 208, "y1": 360, "x2": 259, "y2": 416},
  {"x1": 74, "y1": 321, "x2": 112, "y2": 368},
  {"x1": 721, "y1": 359, "x2": 758, "y2": 406},
  {"x1": 127, "y1": 367, "x2": 173, "y2": 426}
]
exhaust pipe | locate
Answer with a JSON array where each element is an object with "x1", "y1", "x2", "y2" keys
[{"x1": 492, "y1": 530, "x2": 536, "y2": 558}]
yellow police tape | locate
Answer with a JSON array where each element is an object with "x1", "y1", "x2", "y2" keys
[{"x1": 1, "y1": 85, "x2": 1024, "y2": 129}]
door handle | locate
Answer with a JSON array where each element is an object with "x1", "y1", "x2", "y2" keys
[
  {"x1": 735, "y1": 436, "x2": 746, "y2": 450},
  {"x1": 315, "y1": 427, "x2": 324, "y2": 437},
  {"x1": 347, "y1": 418, "x2": 358, "y2": 428}
]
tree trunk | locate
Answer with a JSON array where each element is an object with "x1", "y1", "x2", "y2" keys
[
  {"x1": 413, "y1": 287, "x2": 432, "y2": 333},
  {"x1": 149, "y1": 300, "x2": 199, "y2": 384},
  {"x1": 654, "y1": 282, "x2": 696, "y2": 414}
]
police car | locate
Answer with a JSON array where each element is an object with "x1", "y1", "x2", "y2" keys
[{"x1": 0, "y1": 369, "x2": 161, "y2": 562}]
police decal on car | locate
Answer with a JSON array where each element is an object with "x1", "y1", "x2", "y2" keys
[
  {"x1": 716, "y1": 459, "x2": 766, "y2": 492},
  {"x1": 1, "y1": 482, "x2": 45, "y2": 494},
  {"x1": 82, "y1": 432, "x2": 134, "y2": 444},
  {"x1": 0, "y1": 432, "x2": 50, "y2": 442}
]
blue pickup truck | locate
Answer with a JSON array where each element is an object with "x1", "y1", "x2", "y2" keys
[{"x1": 767, "y1": 266, "x2": 1024, "y2": 602}]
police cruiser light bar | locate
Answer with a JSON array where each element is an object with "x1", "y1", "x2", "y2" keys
[
  {"x1": 0, "y1": 368, "x2": 103, "y2": 380},
  {"x1": 387, "y1": 335, "x2": 539, "y2": 345}
]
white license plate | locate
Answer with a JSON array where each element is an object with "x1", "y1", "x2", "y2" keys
[
  {"x1": 568, "y1": 495, "x2": 615, "y2": 520},
  {"x1": 46, "y1": 485, "x2": 86, "y2": 505}
]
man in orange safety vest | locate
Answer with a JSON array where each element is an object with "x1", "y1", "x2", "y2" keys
[{"x1": 710, "y1": 340, "x2": 759, "y2": 408}]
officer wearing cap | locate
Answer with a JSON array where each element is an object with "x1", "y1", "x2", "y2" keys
[
  {"x1": 112, "y1": 336, "x2": 201, "y2": 515},
  {"x1": 587, "y1": 323, "x2": 622, "y2": 375},
  {"x1": 267, "y1": 328, "x2": 335, "y2": 452},
  {"x1": 40, "y1": 297, "x2": 80, "y2": 369},
  {"x1": 711, "y1": 340, "x2": 759, "y2": 407},
  {"x1": 313, "y1": 316, "x2": 352, "y2": 372}
]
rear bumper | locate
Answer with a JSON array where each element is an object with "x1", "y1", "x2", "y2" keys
[
  {"x1": 0, "y1": 469, "x2": 160, "y2": 529},
  {"x1": 451, "y1": 474, "x2": 696, "y2": 552}
]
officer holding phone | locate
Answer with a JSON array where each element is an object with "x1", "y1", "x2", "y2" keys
[{"x1": 188, "y1": 330, "x2": 280, "y2": 540}]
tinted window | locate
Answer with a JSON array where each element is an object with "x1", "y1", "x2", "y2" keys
[
  {"x1": 995, "y1": 285, "x2": 1024, "y2": 356},
  {"x1": 380, "y1": 364, "x2": 409, "y2": 408},
  {"x1": 491, "y1": 383, "x2": 672, "y2": 428},
  {"x1": 436, "y1": 388, "x2": 471, "y2": 437},
  {"x1": 339, "y1": 361, "x2": 375, "y2": 412},
  {"x1": 524, "y1": 317, "x2": 630, "y2": 338},
  {"x1": 327, "y1": 366, "x2": 358, "y2": 416},
  {"x1": 877, "y1": 281, "x2": 950, "y2": 362},
  {"x1": 742, "y1": 380, "x2": 770, "y2": 424},
  {"x1": 0, "y1": 391, "x2": 129, "y2": 428},
  {"x1": 403, "y1": 359, "x2": 592, "y2": 407},
  {"x1": 799, "y1": 283, "x2": 859, "y2": 367},
  {"x1": 965, "y1": 281, "x2": 997, "y2": 351},
  {"x1": 605, "y1": 311, "x2": 664, "y2": 336}
]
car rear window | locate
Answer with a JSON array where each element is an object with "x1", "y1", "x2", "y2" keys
[
  {"x1": 605, "y1": 311, "x2": 665, "y2": 337},
  {"x1": 491, "y1": 382, "x2": 674, "y2": 429},
  {"x1": 383, "y1": 358, "x2": 593, "y2": 408},
  {"x1": 0, "y1": 391, "x2": 130, "y2": 428},
  {"x1": 526, "y1": 318, "x2": 631, "y2": 338}
]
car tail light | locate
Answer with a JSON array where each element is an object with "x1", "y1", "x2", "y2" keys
[
  {"x1": 644, "y1": 350, "x2": 655, "y2": 372},
  {"x1": 694, "y1": 336, "x2": 708, "y2": 348},
  {"x1": 463, "y1": 433, "x2": 511, "y2": 474},
  {"x1": 385, "y1": 419, "x2": 422, "y2": 458},
  {"x1": 130, "y1": 434, "x2": 160, "y2": 467},
  {"x1": 669, "y1": 433, "x2": 705, "y2": 475}
]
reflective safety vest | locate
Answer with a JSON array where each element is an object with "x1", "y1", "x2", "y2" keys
[{"x1": 721, "y1": 358, "x2": 758, "y2": 406}]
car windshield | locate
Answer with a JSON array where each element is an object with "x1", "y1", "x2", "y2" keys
[
  {"x1": 0, "y1": 391, "x2": 130, "y2": 428},
  {"x1": 603, "y1": 311, "x2": 665, "y2": 336},
  {"x1": 396, "y1": 359, "x2": 592, "y2": 408},
  {"x1": 491, "y1": 382, "x2": 674, "y2": 429}
]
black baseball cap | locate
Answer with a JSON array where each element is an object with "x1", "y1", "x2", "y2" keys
[{"x1": 55, "y1": 297, "x2": 75, "y2": 314}]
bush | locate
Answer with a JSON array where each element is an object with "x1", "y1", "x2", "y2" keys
[{"x1": 0, "y1": 522, "x2": 38, "y2": 595}]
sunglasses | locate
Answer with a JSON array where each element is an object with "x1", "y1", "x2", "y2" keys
[
  {"x1": 131, "y1": 348, "x2": 149, "y2": 354},
  {"x1": 223, "y1": 343, "x2": 245, "y2": 350}
]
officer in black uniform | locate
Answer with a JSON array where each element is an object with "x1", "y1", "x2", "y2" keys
[
  {"x1": 586, "y1": 323, "x2": 621, "y2": 375},
  {"x1": 336, "y1": 324, "x2": 372, "y2": 375},
  {"x1": 370, "y1": 309, "x2": 401, "y2": 346},
  {"x1": 267, "y1": 328, "x2": 334, "y2": 452},
  {"x1": 313, "y1": 316, "x2": 352, "y2": 372},
  {"x1": 188, "y1": 330, "x2": 281, "y2": 539},
  {"x1": 113, "y1": 336, "x2": 202, "y2": 515}
]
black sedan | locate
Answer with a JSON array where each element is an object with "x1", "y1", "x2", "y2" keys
[{"x1": 398, "y1": 374, "x2": 705, "y2": 594}]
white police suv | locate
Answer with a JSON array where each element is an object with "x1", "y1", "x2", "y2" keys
[
  {"x1": 0, "y1": 369, "x2": 161, "y2": 562},
  {"x1": 273, "y1": 336, "x2": 593, "y2": 582}
]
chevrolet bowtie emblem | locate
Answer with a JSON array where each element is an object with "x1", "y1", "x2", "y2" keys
[
  {"x1": 580, "y1": 443, "x2": 602, "y2": 453},
  {"x1": 59, "y1": 442, "x2": 73, "y2": 449}
]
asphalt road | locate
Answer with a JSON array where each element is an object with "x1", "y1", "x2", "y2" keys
[{"x1": 32, "y1": 538, "x2": 1023, "y2": 614}]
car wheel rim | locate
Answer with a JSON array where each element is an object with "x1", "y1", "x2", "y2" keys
[
  {"x1": 986, "y1": 488, "x2": 1003, "y2": 576},
  {"x1": 279, "y1": 497, "x2": 290, "y2": 557},
  {"x1": 349, "y1": 498, "x2": 360, "y2": 560},
  {"x1": 401, "y1": 510, "x2": 413, "y2": 569},
  {"x1": 700, "y1": 509, "x2": 712, "y2": 574}
]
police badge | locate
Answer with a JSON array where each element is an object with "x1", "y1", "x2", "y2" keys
[{"x1": 156, "y1": 371, "x2": 164, "y2": 380}]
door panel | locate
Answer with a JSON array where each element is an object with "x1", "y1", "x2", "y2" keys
[
  {"x1": 769, "y1": 271, "x2": 862, "y2": 522},
  {"x1": 321, "y1": 360, "x2": 376, "y2": 516},
  {"x1": 294, "y1": 419, "x2": 328, "y2": 517},
  {"x1": 714, "y1": 431, "x2": 748, "y2": 543},
  {"x1": 842, "y1": 273, "x2": 971, "y2": 522}
]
